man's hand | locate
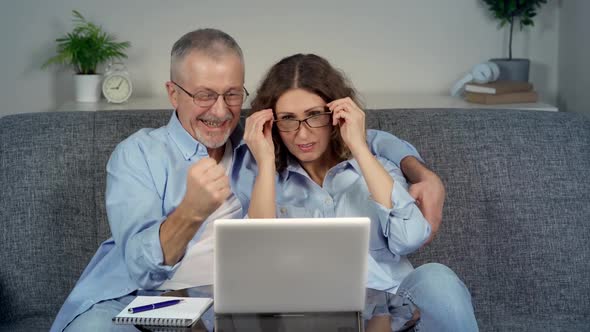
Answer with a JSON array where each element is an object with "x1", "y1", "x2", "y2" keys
[
  {"x1": 181, "y1": 157, "x2": 231, "y2": 221},
  {"x1": 160, "y1": 157, "x2": 231, "y2": 265},
  {"x1": 408, "y1": 171, "x2": 445, "y2": 244}
]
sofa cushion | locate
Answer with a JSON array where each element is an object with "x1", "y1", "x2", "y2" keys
[
  {"x1": 0, "y1": 112, "x2": 98, "y2": 324},
  {"x1": 0, "y1": 316, "x2": 55, "y2": 332},
  {"x1": 374, "y1": 109, "x2": 590, "y2": 324},
  {"x1": 477, "y1": 315, "x2": 590, "y2": 331}
]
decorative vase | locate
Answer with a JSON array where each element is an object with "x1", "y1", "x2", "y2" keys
[
  {"x1": 74, "y1": 74, "x2": 102, "y2": 102},
  {"x1": 489, "y1": 58, "x2": 530, "y2": 82}
]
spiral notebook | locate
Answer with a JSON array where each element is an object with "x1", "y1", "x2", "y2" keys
[{"x1": 113, "y1": 296, "x2": 213, "y2": 327}]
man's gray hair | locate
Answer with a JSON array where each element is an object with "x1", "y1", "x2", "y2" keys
[{"x1": 170, "y1": 28, "x2": 244, "y2": 81}]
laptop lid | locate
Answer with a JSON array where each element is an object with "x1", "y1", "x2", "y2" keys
[{"x1": 214, "y1": 217, "x2": 370, "y2": 314}]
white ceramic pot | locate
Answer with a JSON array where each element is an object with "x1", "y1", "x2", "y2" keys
[{"x1": 74, "y1": 74, "x2": 102, "y2": 102}]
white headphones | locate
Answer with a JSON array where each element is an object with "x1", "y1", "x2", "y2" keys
[{"x1": 450, "y1": 62, "x2": 500, "y2": 97}]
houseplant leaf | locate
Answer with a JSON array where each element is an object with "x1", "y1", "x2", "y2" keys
[{"x1": 42, "y1": 10, "x2": 130, "y2": 75}]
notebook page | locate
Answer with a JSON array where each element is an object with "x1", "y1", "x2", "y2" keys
[{"x1": 113, "y1": 296, "x2": 213, "y2": 327}]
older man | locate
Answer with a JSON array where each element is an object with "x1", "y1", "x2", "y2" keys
[{"x1": 51, "y1": 28, "x2": 445, "y2": 331}]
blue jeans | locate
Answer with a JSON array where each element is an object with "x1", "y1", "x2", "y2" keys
[
  {"x1": 382, "y1": 263, "x2": 479, "y2": 332},
  {"x1": 64, "y1": 289, "x2": 216, "y2": 332},
  {"x1": 63, "y1": 294, "x2": 139, "y2": 331},
  {"x1": 65, "y1": 263, "x2": 477, "y2": 332},
  {"x1": 63, "y1": 289, "x2": 190, "y2": 332}
]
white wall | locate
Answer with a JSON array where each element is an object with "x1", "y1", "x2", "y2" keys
[
  {"x1": 0, "y1": 0, "x2": 560, "y2": 117},
  {"x1": 558, "y1": 0, "x2": 590, "y2": 114}
]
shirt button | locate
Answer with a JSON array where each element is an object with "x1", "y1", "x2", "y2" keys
[
  {"x1": 324, "y1": 198, "x2": 332, "y2": 205},
  {"x1": 280, "y1": 207, "x2": 287, "y2": 214}
]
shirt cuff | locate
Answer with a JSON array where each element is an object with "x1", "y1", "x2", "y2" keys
[
  {"x1": 136, "y1": 217, "x2": 181, "y2": 283},
  {"x1": 367, "y1": 129, "x2": 424, "y2": 165},
  {"x1": 390, "y1": 181, "x2": 418, "y2": 219},
  {"x1": 370, "y1": 181, "x2": 420, "y2": 236}
]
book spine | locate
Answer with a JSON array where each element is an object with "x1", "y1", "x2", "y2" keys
[
  {"x1": 464, "y1": 82, "x2": 533, "y2": 95},
  {"x1": 464, "y1": 91, "x2": 537, "y2": 104},
  {"x1": 113, "y1": 316, "x2": 192, "y2": 327}
]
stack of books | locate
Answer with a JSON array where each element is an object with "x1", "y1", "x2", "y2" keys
[{"x1": 463, "y1": 80, "x2": 537, "y2": 104}]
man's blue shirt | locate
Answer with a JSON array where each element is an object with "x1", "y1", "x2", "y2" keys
[{"x1": 51, "y1": 112, "x2": 244, "y2": 332}]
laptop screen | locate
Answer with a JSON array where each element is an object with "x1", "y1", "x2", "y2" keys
[{"x1": 214, "y1": 217, "x2": 370, "y2": 314}]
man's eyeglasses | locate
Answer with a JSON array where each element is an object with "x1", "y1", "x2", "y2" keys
[
  {"x1": 274, "y1": 110, "x2": 333, "y2": 132},
  {"x1": 171, "y1": 81, "x2": 249, "y2": 107}
]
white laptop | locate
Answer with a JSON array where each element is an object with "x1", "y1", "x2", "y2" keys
[{"x1": 213, "y1": 217, "x2": 370, "y2": 314}]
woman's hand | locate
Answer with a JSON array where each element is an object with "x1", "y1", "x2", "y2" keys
[
  {"x1": 244, "y1": 109, "x2": 275, "y2": 165},
  {"x1": 245, "y1": 109, "x2": 278, "y2": 219},
  {"x1": 327, "y1": 97, "x2": 368, "y2": 156}
]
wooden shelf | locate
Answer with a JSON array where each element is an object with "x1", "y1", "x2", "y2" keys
[{"x1": 57, "y1": 95, "x2": 558, "y2": 112}]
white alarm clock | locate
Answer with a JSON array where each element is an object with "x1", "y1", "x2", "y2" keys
[{"x1": 102, "y1": 63, "x2": 133, "y2": 103}]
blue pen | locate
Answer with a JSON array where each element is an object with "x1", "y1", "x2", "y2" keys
[{"x1": 128, "y1": 299, "x2": 183, "y2": 314}]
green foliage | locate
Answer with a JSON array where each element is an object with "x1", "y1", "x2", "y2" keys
[
  {"x1": 482, "y1": 0, "x2": 547, "y2": 59},
  {"x1": 42, "y1": 10, "x2": 130, "y2": 75},
  {"x1": 482, "y1": 0, "x2": 547, "y2": 28}
]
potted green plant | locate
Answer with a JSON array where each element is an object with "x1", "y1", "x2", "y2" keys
[
  {"x1": 482, "y1": 0, "x2": 547, "y2": 82},
  {"x1": 42, "y1": 10, "x2": 130, "y2": 102}
]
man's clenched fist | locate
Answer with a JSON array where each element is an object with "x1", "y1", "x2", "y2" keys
[{"x1": 181, "y1": 157, "x2": 231, "y2": 221}]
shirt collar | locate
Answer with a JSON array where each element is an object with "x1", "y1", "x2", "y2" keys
[
  {"x1": 347, "y1": 158, "x2": 362, "y2": 174},
  {"x1": 167, "y1": 111, "x2": 245, "y2": 160},
  {"x1": 279, "y1": 155, "x2": 357, "y2": 181},
  {"x1": 230, "y1": 118, "x2": 245, "y2": 149},
  {"x1": 166, "y1": 111, "x2": 206, "y2": 160},
  {"x1": 281, "y1": 155, "x2": 304, "y2": 179}
]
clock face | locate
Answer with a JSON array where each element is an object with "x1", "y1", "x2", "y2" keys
[{"x1": 102, "y1": 74, "x2": 132, "y2": 103}]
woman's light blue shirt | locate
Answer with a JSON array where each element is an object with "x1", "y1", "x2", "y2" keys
[{"x1": 233, "y1": 129, "x2": 431, "y2": 293}]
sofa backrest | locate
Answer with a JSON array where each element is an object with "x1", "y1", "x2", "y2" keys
[
  {"x1": 1, "y1": 112, "x2": 97, "y2": 324},
  {"x1": 373, "y1": 109, "x2": 590, "y2": 324},
  {"x1": 1, "y1": 108, "x2": 589, "y2": 327},
  {"x1": 0, "y1": 110, "x2": 172, "y2": 325}
]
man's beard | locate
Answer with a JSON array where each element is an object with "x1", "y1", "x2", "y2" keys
[
  {"x1": 193, "y1": 112, "x2": 234, "y2": 149},
  {"x1": 194, "y1": 128, "x2": 232, "y2": 149}
]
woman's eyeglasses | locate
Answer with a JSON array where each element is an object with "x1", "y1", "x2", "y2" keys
[{"x1": 274, "y1": 110, "x2": 333, "y2": 132}]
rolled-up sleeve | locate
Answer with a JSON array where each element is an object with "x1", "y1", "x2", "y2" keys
[
  {"x1": 367, "y1": 129, "x2": 424, "y2": 166},
  {"x1": 369, "y1": 158, "x2": 431, "y2": 256},
  {"x1": 106, "y1": 141, "x2": 180, "y2": 289}
]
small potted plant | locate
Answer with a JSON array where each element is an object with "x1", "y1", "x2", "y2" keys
[
  {"x1": 42, "y1": 10, "x2": 130, "y2": 102},
  {"x1": 482, "y1": 0, "x2": 547, "y2": 82}
]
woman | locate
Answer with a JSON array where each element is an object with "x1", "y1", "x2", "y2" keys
[{"x1": 241, "y1": 54, "x2": 478, "y2": 332}]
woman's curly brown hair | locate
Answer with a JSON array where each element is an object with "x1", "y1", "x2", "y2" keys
[{"x1": 250, "y1": 54, "x2": 363, "y2": 172}]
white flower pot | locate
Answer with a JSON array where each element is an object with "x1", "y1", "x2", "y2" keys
[{"x1": 75, "y1": 74, "x2": 103, "y2": 102}]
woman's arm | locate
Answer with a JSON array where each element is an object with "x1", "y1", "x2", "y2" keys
[
  {"x1": 248, "y1": 161, "x2": 276, "y2": 218},
  {"x1": 366, "y1": 131, "x2": 445, "y2": 244},
  {"x1": 373, "y1": 157, "x2": 431, "y2": 254},
  {"x1": 327, "y1": 98, "x2": 394, "y2": 208},
  {"x1": 243, "y1": 109, "x2": 277, "y2": 218},
  {"x1": 353, "y1": 148, "x2": 431, "y2": 254},
  {"x1": 352, "y1": 147, "x2": 394, "y2": 208},
  {"x1": 327, "y1": 98, "x2": 430, "y2": 253}
]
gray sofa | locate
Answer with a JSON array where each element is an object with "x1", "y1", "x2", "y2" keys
[{"x1": 1, "y1": 108, "x2": 589, "y2": 331}]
